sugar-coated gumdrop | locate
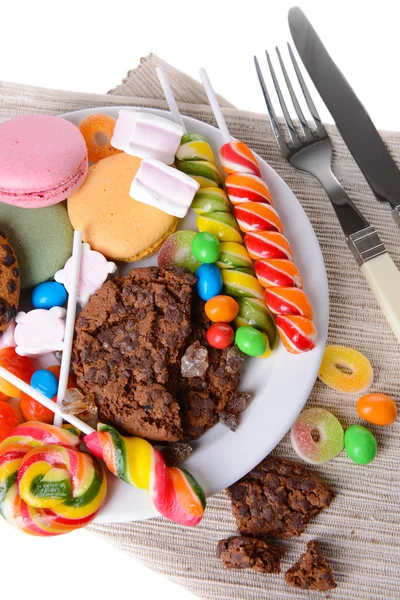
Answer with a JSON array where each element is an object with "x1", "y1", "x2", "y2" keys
[
  {"x1": 195, "y1": 264, "x2": 223, "y2": 301},
  {"x1": 158, "y1": 230, "x2": 202, "y2": 274},
  {"x1": 205, "y1": 296, "x2": 239, "y2": 323},
  {"x1": 31, "y1": 369, "x2": 59, "y2": 399},
  {"x1": 181, "y1": 342, "x2": 209, "y2": 378},
  {"x1": 356, "y1": 393, "x2": 397, "y2": 426},
  {"x1": 290, "y1": 408, "x2": 344, "y2": 464},
  {"x1": 344, "y1": 425, "x2": 377, "y2": 464},
  {"x1": 192, "y1": 232, "x2": 220, "y2": 264},
  {"x1": 79, "y1": 113, "x2": 122, "y2": 163},
  {"x1": 235, "y1": 326, "x2": 267, "y2": 357},
  {"x1": 32, "y1": 282, "x2": 67, "y2": 309},
  {"x1": 206, "y1": 323, "x2": 234, "y2": 349},
  {"x1": 318, "y1": 345, "x2": 373, "y2": 394}
]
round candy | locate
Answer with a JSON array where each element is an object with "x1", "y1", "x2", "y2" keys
[
  {"x1": 176, "y1": 133, "x2": 215, "y2": 163},
  {"x1": 197, "y1": 212, "x2": 242, "y2": 243},
  {"x1": 244, "y1": 231, "x2": 293, "y2": 261},
  {"x1": 0, "y1": 348, "x2": 34, "y2": 397},
  {"x1": 31, "y1": 369, "x2": 59, "y2": 399},
  {"x1": 0, "y1": 400, "x2": 20, "y2": 443},
  {"x1": 220, "y1": 140, "x2": 261, "y2": 177},
  {"x1": 20, "y1": 365, "x2": 76, "y2": 424},
  {"x1": 32, "y1": 281, "x2": 67, "y2": 309},
  {"x1": 175, "y1": 158, "x2": 222, "y2": 188},
  {"x1": 78, "y1": 113, "x2": 122, "y2": 163},
  {"x1": 195, "y1": 264, "x2": 223, "y2": 301},
  {"x1": 234, "y1": 297, "x2": 277, "y2": 350},
  {"x1": 254, "y1": 259, "x2": 303, "y2": 289},
  {"x1": 158, "y1": 230, "x2": 202, "y2": 274},
  {"x1": 318, "y1": 345, "x2": 373, "y2": 394},
  {"x1": 192, "y1": 188, "x2": 231, "y2": 215},
  {"x1": 221, "y1": 269, "x2": 264, "y2": 300},
  {"x1": 217, "y1": 242, "x2": 253, "y2": 270},
  {"x1": 291, "y1": 408, "x2": 344, "y2": 464},
  {"x1": 235, "y1": 326, "x2": 267, "y2": 357},
  {"x1": 205, "y1": 295, "x2": 239, "y2": 323},
  {"x1": 192, "y1": 232, "x2": 220, "y2": 264},
  {"x1": 225, "y1": 173, "x2": 272, "y2": 205},
  {"x1": 276, "y1": 315, "x2": 316, "y2": 354},
  {"x1": 344, "y1": 425, "x2": 377, "y2": 464},
  {"x1": 206, "y1": 323, "x2": 234, "y2": 349},
  {"x1": 264, "y1": 287, "x2": 313, "y2": 319},
  {"x1": 356, "y1": 393, "x2": 397, "y2": 426},
  {"x1": 234, "y1": 203, "x2": 283, "y2": 233}
]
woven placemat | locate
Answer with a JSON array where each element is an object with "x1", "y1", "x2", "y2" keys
[{"x1": 1, "y1": 54, "x2": 399, "y2": 599}]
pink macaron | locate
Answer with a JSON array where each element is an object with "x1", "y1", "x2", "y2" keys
[{"x1": 0, "y1": 114, "x2": 88, "y2": 208}]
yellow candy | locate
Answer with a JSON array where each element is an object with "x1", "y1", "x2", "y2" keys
[
  {"x1": 217, "y1": 241, "x2": 253, "y2": 270},
  {"x1": 221, "y1": 269, "x2": 264, "y2": 300},
  {"x1": 318, "y1": 345, "x2": 373, "y2": 394},
  {"x1": 197, "y1": 213, "x2": 242, "y2": 243}
]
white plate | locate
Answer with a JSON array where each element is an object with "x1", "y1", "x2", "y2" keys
[{"x1": 60, "y1": 106, "x2": 329, "y2": 523}]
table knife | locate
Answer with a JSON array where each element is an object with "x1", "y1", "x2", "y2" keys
[{"x1": 288, "y1": 6, "x2": 400, "y2": 226}]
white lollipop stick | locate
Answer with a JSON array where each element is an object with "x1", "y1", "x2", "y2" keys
[
  {"x1": 54, "y1": 230, "x2": 83, "y2": 427},
  {"x1": 198, "y1": 68, "x2": 232, "y2": 144},
  {"x1": 0, "y1": 366, "x2": 94, "y2": 435},
  {"x1": 156, "y1": 66, "x2": 187, "y2": 132}
]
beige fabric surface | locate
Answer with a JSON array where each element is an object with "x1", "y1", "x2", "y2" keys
[{"x1": 1, "y1": 53, "x2": 399, "y2": 599}]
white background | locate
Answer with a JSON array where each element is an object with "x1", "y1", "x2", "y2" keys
[{"x1": 0, "y1": 1, "x2": 399, "y2": 599}]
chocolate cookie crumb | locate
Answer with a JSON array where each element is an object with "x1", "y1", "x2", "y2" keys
[
  {"x1": 219, "y1": 412, "x2": 239, "y2": 432},
  {"x1": 0, "y1": 234, "x2": 19, "y2": 335},
  {"x1": 217, "y1": 536, "x2": 284, "y2": 573},
  {"x1": 285, "y1": 540, "x2": 337, "y2": 590},
  {"x1": 227, "y1": 457, "x2": 335, "y2": 539},
  {"x1": 161, "y1": 442, "x2": 193, "y2": 466}
]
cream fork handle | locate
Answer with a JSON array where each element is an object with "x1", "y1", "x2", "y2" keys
[{"x1": 361, "y1": 252, "x2": 400, "y2": 342}]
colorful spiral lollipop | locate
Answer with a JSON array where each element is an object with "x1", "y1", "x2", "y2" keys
[
  {"x1": 176, "y1": 133, "x2": 215, "y2": 163},
  {"x1": 220, "y1": 140, "x2": 261, "y2": 177},
  {"x1": 84, "y1": 423, "x2": 206, "y2": 527},
  {"x1": 0, "y1": 421, "x2": 107, "y2": 536}
]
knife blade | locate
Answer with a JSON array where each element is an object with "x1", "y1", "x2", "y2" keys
[{"x1": 288, "y1": 6, "x2": 400, "y2": 226}]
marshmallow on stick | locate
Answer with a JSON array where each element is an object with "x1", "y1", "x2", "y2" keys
[
  {"x1": 54, "y1": 230, "x2": 82, "y2": 427},
  {"x1": 111, "y1": 110, "x2": 184, "y2": 165}
]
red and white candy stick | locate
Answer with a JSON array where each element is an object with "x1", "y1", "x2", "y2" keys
[
  {"x1": 54, "y1": 230, "x2": 83, "y2": 427},
  {"x1": 199, "y1": 68, "x2": 316, "y2": 354}
]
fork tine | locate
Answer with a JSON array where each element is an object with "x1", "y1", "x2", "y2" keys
[
  {"x1": 254, "y1": 56, "x2": 290, "y2": 157},
  {"x1": 287, "y1": 42, "x2": 327, "y2": 138},
  {"x1": 265, "y1": 50, "x2": 302, "y2": 149},
  {"x1": 275, "y1": 47, "x2": 314, "y2": 142}
]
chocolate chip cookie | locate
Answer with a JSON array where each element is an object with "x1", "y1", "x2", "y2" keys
[
  {"x1": 217, "y1": 536, "x2": 284, "y2": 574},
  {"x1": 0, "y1": 231, "x2": 20, "y2": 335},
  {"x1": 227, "y1": 457, "x2": 335, "y2": 539}
]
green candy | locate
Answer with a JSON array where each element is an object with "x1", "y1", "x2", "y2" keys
[
  {"x1": 175, "y1": 133, "x2": 215, "y2": 163},
  {"x1": 192, "y1": 188, "x2": 231, "y2": 215},
  {"x1": 216, "y1": 241, "x2": 253, "y2": 270},
  {"x1": 234, "y1": 297, "x2": 277, "y2": 350},
  {"x1": 235, "y1": 326, "x2": 267, "y2": 357},
  {"x1": 344, "y1": 425, "x2": 377, "y2": 465},
  {"x1": 175, "y1": 158, "x2": 223, "y2": 188},
  {"x1": 192, "y1": 232, "x2": 220, "y2": 264}
]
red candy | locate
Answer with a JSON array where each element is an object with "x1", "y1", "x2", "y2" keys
[
  {"x1": 206, "y1": 323, "x2": 234, "y2": 349},
  {"x1": 220, "y1": 140, "x2": 261, "y2": 177},
  {"x1": 234, "y1": 203, "x2": 283, "y2": 233},
  {"x1": 264, "y1": 287, "x2": 313, "y2": 319},
  {"x1": 0, "y1": 348, "x2": 34, "y2": 398},
  {"x1": 244, "y1": 231, "x2": 293, "y2": 261},
  {"x1": 0, "y1": 400, "x2": 21, "y2": 442},
  {"x1": 275, "y1": 315, "x2": 316, "y2": 354}
]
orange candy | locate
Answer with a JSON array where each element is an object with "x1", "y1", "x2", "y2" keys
[
  {"x1": 356, "y1": 393, "x2": 398, "y2": 426},
  {"x1": 78, "y1": 113, "x2": 122, "y2": 163},
  {"x1": 205, "y1": 295, "x2": 239, "y2": 323},
  {"x1": 0, "y1": 400, "x2": 21, "y2": 442},
  {"x1": 0, "y1": 348, "x2": 34, "y2": 398}
]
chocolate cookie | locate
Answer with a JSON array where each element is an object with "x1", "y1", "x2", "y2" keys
[
  {"x1": 285, "y1": 540, "x2": 337, "y2": 590},
  {"x1": 0, "y1": 231, "x2": 20, "y2": 335},
  {"x1": 72, "y1": 267, "x2": 196, "y2": 442},
  {"x1": 227, "y1": 457, "x2": 335, "y2": 539},
  {"x1": 217, "y1": 536, "x2": 284, "y2": 574}
]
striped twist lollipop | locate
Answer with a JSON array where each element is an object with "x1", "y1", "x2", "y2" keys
[
  {"x1": 0, "y1": 421, "x2": 107, "y2": 536},
  {"x1": 84, "y1": 423, "x2": 206, "y2": 527}
]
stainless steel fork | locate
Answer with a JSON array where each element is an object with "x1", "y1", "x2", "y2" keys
[{"x1": 255, "y1": 45, "x2": 400, "y2": 343}]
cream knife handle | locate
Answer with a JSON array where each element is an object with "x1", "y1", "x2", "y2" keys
[{"x1": 361, "y1": 252, "x2": 400, "y2": 342}]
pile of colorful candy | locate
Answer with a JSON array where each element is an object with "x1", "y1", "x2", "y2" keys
[{"x1": 290, "y1": 345, "x2": 397, "y2": 466}]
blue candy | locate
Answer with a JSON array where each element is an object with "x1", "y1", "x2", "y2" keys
[
  {"x1": 32, "y1": 281, "x2": 67, "y2": 309},
  {"x1": 31, "y1": 369, "x2": 59, "y2": 399},
  {"x1": 195, "y1": 263, "x2": 222, "y2": 301}
]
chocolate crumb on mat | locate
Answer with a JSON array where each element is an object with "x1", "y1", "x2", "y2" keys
[
  {"x1": 217, "y1": 536, "x2": 284, "y2": 573},
  {"x1": 227, "y1": 457, "x2": 335, "y2": 539},
  {"x1": 285, "y1": 540, "x2": 337, "y2": 590}
]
